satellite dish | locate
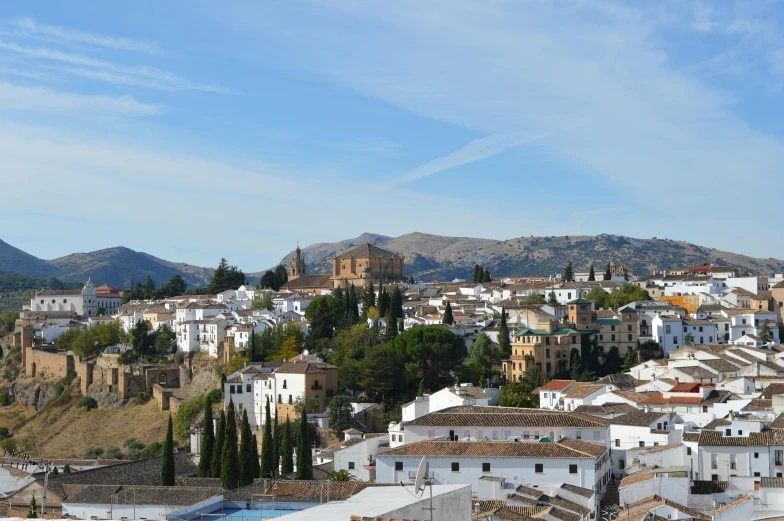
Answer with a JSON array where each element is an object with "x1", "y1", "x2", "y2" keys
[{"x1": 413, "y1": 456, "x2": 428, "y2": 495}]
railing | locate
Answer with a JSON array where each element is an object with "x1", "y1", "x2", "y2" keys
[{"x1": 311, "y1": 384, "x2": 323, "y2": 390}]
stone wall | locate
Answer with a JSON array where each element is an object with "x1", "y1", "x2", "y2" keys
[
  {"x1": 118, "y1": 371, "x2": 146, "y2": 399},
  {"x1": 152, "y1": 383, "x2": 173, "y2": 410},
  {"x1": 24, "y1": 346, "x2": 74, "y2": 379},
  {"x1": 74, "y1": 358, "x2": 94, "y2": 395},
  {"x1": 144, "y1": 367, "x2": 181, "y2": 394}
]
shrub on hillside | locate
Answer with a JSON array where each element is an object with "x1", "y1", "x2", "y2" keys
[
  {"x1": 78, "y1": 396, "x2": 98, "y2": 411},
  {"x1": 0, "y1": 390, "x2": 10, "y2": 406},
  {"x1": 104, "y1": 446, "x2": 123, "y2": 460},
  {"x1": 84, "y1": 446, "x2": 104, "y2": 459},
  {"x1": 139, "y1": 441, "x2": 163, "y2": 459}
]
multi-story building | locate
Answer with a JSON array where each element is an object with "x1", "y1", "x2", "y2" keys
[
  {"x1": 503, "y1": 321, "x2": 586, "y2": 380},
  {"x1": 223, "y1": 360, "x2": 338, "y2": 430},
  {"x1": 29, "y1": 278, "x2": 98, "y2": 316},
  {"x1": 330, "y1": 242, "x2": 406, "y2": 289}
]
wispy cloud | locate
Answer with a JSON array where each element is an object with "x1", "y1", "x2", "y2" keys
[
  {"x1": 0, "y1": 40, "x2": 228, "y2": 92},
  {"x1": 2, "y1": 17, "x2": 162, "y2": 55},
  {"x1": 0, "y1": 81, "x2": 159, "y2": 114},
  {"x1": 386, "y1": 130, "x2": 566, "y2": 189}
]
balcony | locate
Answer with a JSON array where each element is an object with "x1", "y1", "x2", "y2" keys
[{"x1": 311, "y1": 383, "x2": 323, "y2": 390}]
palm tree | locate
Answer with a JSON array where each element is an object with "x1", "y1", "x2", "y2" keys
[{"x1": 329, "y1": 469, "x2": 356, "y2": 482}]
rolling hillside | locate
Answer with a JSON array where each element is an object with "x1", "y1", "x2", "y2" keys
[
  {"x1": 0, "y1": 240, "x2": 214, "y2": 289},
  {"x1": 278, "y1": 232, "x2": 784, "y2": 282}
]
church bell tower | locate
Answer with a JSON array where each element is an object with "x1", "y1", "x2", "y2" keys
[{"x1": 290, "y1": 244, "x2": 306, "y2": 280}]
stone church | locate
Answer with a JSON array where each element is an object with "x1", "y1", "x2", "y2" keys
[{"x1": 280, "y1": 242, "x2": 406, "y2": 293}]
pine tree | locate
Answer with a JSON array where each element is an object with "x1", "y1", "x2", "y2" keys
[
  {"x1": 498, "y1": 308, "x2": 511, "y2": 358},
  {"x1": 161, "y1": 414, "x2": 175, "y2": 486},
  {"x1": 63, "y1": 464, "x2": 71, "y2": 473},
  {"x1": 221, "y1": 400, "x2": 240, "y2": 489},
  {"x1": 198, "y1": 396, "x2": 214, "y2": 477},
  {"x1": 281, "y1": 416, "x2": 294, "y2": 475},
  {"x1": 548, "y1": 291, "x2": 559, "y2": 305},
  {"x1": 261, "y1": 398, "x2": 275, "y2": 478},
  {"x1": 563, "y1": 261, "x2": 574, "y2": 282},
  {"x1": 604, "y1": 263, "x2": 612, "y2": 281},
  {"x1": 588, "y1": 264, "x2": 595, "y2": 281},
  {"x1": 295, "y1": 408, "x2": 313, "y2": 480},
  {"x1": 239, "y1": 409, "x2": 254, "y2": 486},
  {"x1": 442, "y1": 301, "x2": 454, "y2": 325},
  {"x1": 210, "y1": 410, "x2": 226, "y2": 478}
]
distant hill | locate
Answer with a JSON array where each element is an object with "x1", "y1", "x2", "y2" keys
[
  {"x1": 0, "y1": 271, "x2": 83, "y2": 313},
  {"x1": 0, "y1": 240, "x2": 214, "y2": 289},
  {"x1": 278, "y1": 232, "x2": 784, "y2": 282}
]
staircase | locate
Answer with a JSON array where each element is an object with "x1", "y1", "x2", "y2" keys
[{"x1": 602, "y1": 481, "x2": 620, "y2": 508}]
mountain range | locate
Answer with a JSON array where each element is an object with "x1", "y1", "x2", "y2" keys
[{"x1": 2, "y1": 232, "x2": 783, "y2": 291}]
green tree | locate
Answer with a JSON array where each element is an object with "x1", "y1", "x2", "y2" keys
[
  {"x1": 524, "y1": 294, "x2": 547, "y2": 305},
  {"x1": 603, "y1": 263, "x2": 612, "y2": 281},
  {"x1": 482, "y1": 268, "x2": 491, "y2": 283},
  {"x1": 605, "y1": 284, "x2": 651, "y2": 309},
  {"x1": 63, "y1": 463, "x2": 71, "y2": 473},
  {"x1": 153, "y1": 324, "x2": 176, "y2": 354},
  {"x1": 295, "y1": 408, "x2": 313, "y2": 480},
  {"x1": 259, "y1": 271, "x2": 276, "y2": 290},
  {"x1": 390, "y1": 327, "x2": 467, "y2": 393},
  {"x1": 210, "y1": 410, "x2": 226, "y2": 478},
  {"x1": 306, "y1": 296, "x2": 336, "y2": 351},
  {"x1": 166, "y1": 275, "x2": 187, "y2": 297},
  {"x1": 209, "y1": 258, "x2": 246, "y2": 294},
  {"x1": 547, "y1": 291, "x2": 558, "y2": 305},
  {"x1": 621, "y1": 349, "x2": 638, "y2": 373},
  {"x1": 499, "y1": 381, "x2": 539, "y2": 408},
  {"x1": 563, "y1": 261, "x2": 574, "y2": 282},
  {"x1": 329, "y1": 469, "x2": 356, "y2": 481},
  {"x1": 274, "y1": 265, "x2": 288, "y2": 291},
  {"x1": 585, "y1": 287, "x2": 609, "y2": 309},
  {"x1": 328, "y1": 395, "x2": 355, "y2": 435},
  {"x1": 260, "y1": 399, "x2": 275, "y2": 478},
  {"x1": 760, "y1": 321, "x2": 774, "y2": 343},
  {"x1": 684, "y1": 333, "x2": 694, "y2": 345},
  {"x1": 588, "y1": 264, "x2": 596, "y2": 281},
  {"x1": 143, "y1": 275, "x2": 156, "y2": 300},
  {"x1": 273, "y1": 414, "x2": 280, "y2": 478},
  {"x1": 161, "y1": 414, "x2": 175, "y2": 486},
  {"x1": 221, "y1": 400, "x2": 240, "y2": 489},
  {"x1": 252, "y1": 434, "x2": 260, "y2": 478},
  {"x1": 252, "y1": 290, "x2": 274, "y2": 312},
  {"x1": 198, "y1": 396, "x2": 214, "y2": 477},
  {"x1": 358, "y1": 344, "x2": 396, "y2": 402},
  {"x1": 442, "y1": 301, "x2": 454, "y2": 325},
  {"x1": 280, "y1": 416, "x2": 294, "y2": 475},
  {"x1": 498, "y1": 309, "x2": 511, "y2": 358},
  {"x1": 467, "y1": 333, "x2": 497, "y2": 385},
  {"x1": 473, "y1": 265, "x2": 480, "y2": 283},
  {"x1": 129, "y1": 320, "x2": 154, "y2": 358},
  {"x1": 239, "y1": 408, "x2": 255, "y2": 486},
  {"x1": 28, "y1": 496, "x2": 36, "y2": 518},
  {"x1": 603, "y1": 346, "x2": 623, "y2": 375}
]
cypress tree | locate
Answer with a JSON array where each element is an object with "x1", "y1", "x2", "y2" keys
[
  {"x1": 473, "y1": 265, "x2": 480, "y2": 283},
  {"x1": 220, "y1": 401, "x2": 240, "y2": 489},
  {"x1": 252, "y1": 434, "x2": 260, "y2": 478},
  {"x1": 161, "y1": 414, "x2": 175, "y2": 486},
  {"x1": 210, "y1": 410, "x2": 225, "y2": 478},
  {"x1": 385, "y1": 310, "x2": 398, "y2": 340},
  {"x1": 239, "y1": 409, "x2": 254, "y2": 486},
  {"x1": 498, "y1": 308, "x2": 511, "y2": 358},
  {"x1": 198, "y1": 396, "x2": 214, "y2": 477},
  {"x1": 482, "y1": 268, "x2": 491, "y2": 283},
  {"x1": 442, "y1": 301, "x2": 454, "y2": 325},
  {"x1": 261, "y1": 398, "x2": 275, "y2": 478},
  {"x1": 295, "y1": 408, "x2": 313, "y2": 480},
  {"x1": 563, "y1": 261, "x2": 574, "y2": 282},
  {"x1": 588, "y1": 264, "x2": 596, "y2": 281},
  {"x1": 281, "y1": 416, "x2": 294, "y2": 475},
  {"x1": 548, "y1": 291, "x2": 559, "y2": 305},
  {"x1": 368, "y1": 281, "x2": 376, "y2": 308},
  {"x1": 350, "y1": 284, "x2": 359, "y2": 321},
  {"x1": 604, "y1": 263, "x2": 612, "y2": 280},
  {"x1": 273, "y1": 413, "x2": 280, "y2": 478},
  {"x1": 378, "y1": 288, "x2": 389, "y2": 317}
]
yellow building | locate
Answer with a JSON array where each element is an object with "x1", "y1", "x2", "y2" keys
[
  {"x1": 503, "y1": 320, "x2": 587, "y2": 381},
  {"x1": 330, "y1": 242, "x2": 406, "y2": 289}
]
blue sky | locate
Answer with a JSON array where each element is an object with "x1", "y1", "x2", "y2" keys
[{"x1": 1, "y1": 1, "x2": 783, "y2": 271}]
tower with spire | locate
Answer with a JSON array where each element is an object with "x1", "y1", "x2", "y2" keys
[{"x1": 290, "y1": 243, "x2": 307, "y2": 280}]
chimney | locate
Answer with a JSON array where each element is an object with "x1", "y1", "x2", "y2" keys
[
  {"x1": 644, "y1": 405, "x2": 650, "y2": 413},
  {"x1": 674, "y1": 377, "x2": 679, "y2": 384}
]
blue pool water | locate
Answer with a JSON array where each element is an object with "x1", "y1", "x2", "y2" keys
[{"x1": 211, "y1": 508, "x2": 301, "y2": 519}]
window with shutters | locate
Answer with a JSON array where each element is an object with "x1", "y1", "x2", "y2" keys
[
  {"x1": 451, "y1": 462, "x2": 460, "y2": 472},
  {"x1": 535, "y1": 464, "x2": 543, "y2": 473},
  {"x1": 395, "y1": 462, "x2": 403, "y2": 471},
  {"x1": 569, "y1": 464, "x2": 577, "y2": 474},
  {"x1": 482, "y1": 463, "x2": 491, "y2": 472}
]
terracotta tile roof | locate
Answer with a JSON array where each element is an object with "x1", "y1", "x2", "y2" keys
[
  {"x1": 620, "y1": 496, "x2": 711, "y2": 521},
  {"x1": 609, "y1": 410, "x2": 669, "y2": 427},
  {"x1": 403, "y1": 406, "x2": 610, "y2": 428},
  {"x1": 63, "y1": 484, "x2": 223, "y2": 506},
  {"x1": 682, "y1": 432, "x2": 701, "y2": 442},
  {"x1": 761, "y1": 477, "x2": 784, "y2": 488},
  {"x1": 711, "y1": 495, "x2": 752, "y2": 514},
  {"x1": 771, "y1": 413, "x2": 784, "y2": 430},
  {"x1": 690, "y1": 480, "x2": 728, "y2": 494},
  {"x1": 640, "y1": 390, "x2": 731, "y2": 405},
  {"x1": 741, "y1": 398, "x2": 773, "y2": 411},
  {"x1": 378, "y1": 439, "x2": 603, "y2": 459},
  {"x1": 699, "y1": 430, "x2": 784, "y2": 446},
  {"x1": 562, "y1": 383, "x2": 606, "y2": 399},
  {"x1": 608, "y1": 390, "x2": 659, "y2": 404},
  {"x1": 619, "y1": 469, "x2": 656, "y2": 489},
  {"x1": 538, "y1": 380, "x2": 575, "y2": 392},
  {"x1": 761, "y1": 383, "x2": 784, "y2": 399},
  {"x1": 275, "y1": 361, "x2": 336, "y2": 374},
  {"x1": 559, "y1": 483, "x2": 595, "y2": 498},
  {"x1": 279, "y1": 274, "x2": 333, "y2": 290},
  {"x1": 572, "y1": 403, "x2": 638, "y2": 416},
  {"x1": 703, "y1": 418, "x2": 731, "y2": 429},
  {"x1": 644, "y1": 442, "x2": 682, "y2": 454},
  {"x1": 700, "y1": 359, "x2": 742, "y2": 372}
]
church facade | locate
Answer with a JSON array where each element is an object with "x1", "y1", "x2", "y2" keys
[
  {"x1": 30, "y1": 278, "x2": 98, "y2": 316},
  {"x1": 330, "y1": 243, "x2": 406, "y2": 289}
]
